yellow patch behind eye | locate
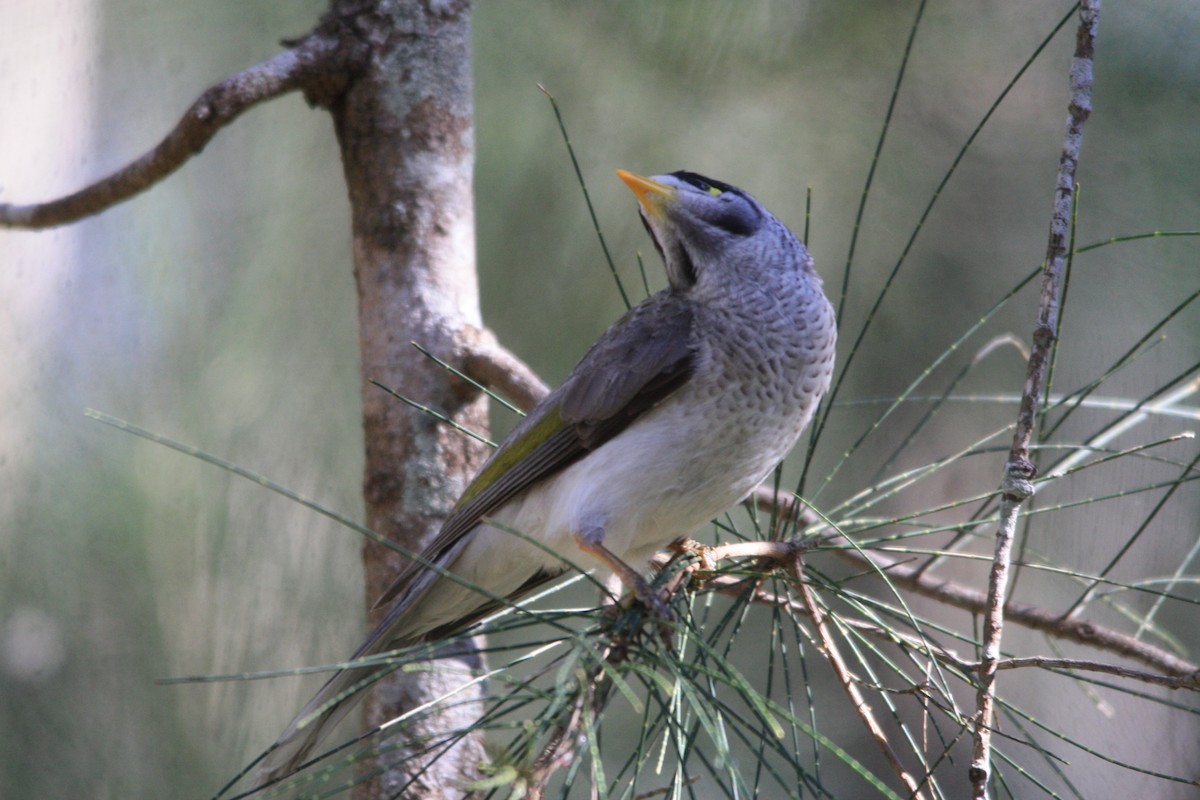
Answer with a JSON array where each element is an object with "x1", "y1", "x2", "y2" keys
[{"x1": 707, "y1": 186, "x2": 723, "y2": 197}]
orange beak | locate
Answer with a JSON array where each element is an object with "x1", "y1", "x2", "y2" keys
[{"x1": 616, "y1": 170, "x2": 675, "y2": 219}]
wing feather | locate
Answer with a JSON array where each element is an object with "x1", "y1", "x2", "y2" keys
[{"x1": 373, "y1": 290, "x2": 694, "y2": 610}]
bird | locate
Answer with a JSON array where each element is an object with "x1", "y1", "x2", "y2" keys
[{"x1": 251, "y1": 169, "x2": 837, "y2": 788}]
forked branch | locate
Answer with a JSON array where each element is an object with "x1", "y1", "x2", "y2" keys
[
  {"x1": 0, "y1": 32, "x2": 352, "y2": 230},
  {"x1": 747, "y1": 486, "x2": 1198, "y2": 681},
  {"x1": 789, "y1": 553, "x2": 931, "y2": 799},
  {"x1": 459, "y1": 326, "x2": 551, "y2": 413}
]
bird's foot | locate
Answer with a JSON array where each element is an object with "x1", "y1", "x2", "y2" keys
[
  {"x1": 577, "y1": 532, "x2": 676, "y2": 642},
  {"x1": 623, "y1": 571, "x2": 676, "y2": 624},
  {"x1": 668, "y1": 537, "x2": 719, "y2": 580}
]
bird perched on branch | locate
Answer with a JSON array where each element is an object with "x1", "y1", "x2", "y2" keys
[{"x1": 253, "y1": 169, "x2": 836, "y2": 788}]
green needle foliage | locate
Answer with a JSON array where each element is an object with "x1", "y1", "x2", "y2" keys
[
  {"x1": 169, "y1": 4, "x2": 1200, "y2": 795},
  {"x1": 42, "y1": 3, "x2": 1200, "y2": 799}
]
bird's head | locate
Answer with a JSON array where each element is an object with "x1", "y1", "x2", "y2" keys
[{"x1": 617, "y1": 169, "x2": 810, "y2": 295}]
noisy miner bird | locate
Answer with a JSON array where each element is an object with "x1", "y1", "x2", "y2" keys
[{"x1": 253, "y1": 169, "x2": 837, "y2": 787}]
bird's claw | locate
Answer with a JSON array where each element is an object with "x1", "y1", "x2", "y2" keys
[
  {"x1": 628, "y1": 577, "x2": 676, "y2": 646},
  {"x1": 635, "y1": 583, "x2": 675, "y2": 623},
  {"x1": 668, "y1": 537, "x2": 719, "y2": 586}
]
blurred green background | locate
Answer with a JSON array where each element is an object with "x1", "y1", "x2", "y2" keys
[{"x1": 2, "y1": 1, "x2": 1198, "y2": 797}]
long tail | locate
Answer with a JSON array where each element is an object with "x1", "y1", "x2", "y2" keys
[
  {"x1": 250, "y1": 641, "x2": 394, "y2": 790},
  {"x1": 248, "y1": 539, "x2": 473, "y2": 791},
  {"x1": 248, "y1": 546, "x2": 478, "y2": 791},
  {"x1": 247, "y1": 535, "x2": 555, "y2": 792}
]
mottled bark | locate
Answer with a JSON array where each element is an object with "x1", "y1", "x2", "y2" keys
[
  {"x1": 326, "y1": 1, "x2": 487, "y2": 797},
  {"x1": 0, "y1": 1, "x2": 494, "y2": 792}
]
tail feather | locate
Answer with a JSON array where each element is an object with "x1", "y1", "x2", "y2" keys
[
  {"x1": 249, "y1": 582, "x2": 432, "y2": 791},
  {"x1": 247, "y1": 534, "x2": 555, "y2": 792},
  {"x1": 251, "y1": 657, "x2": 390, "y2": 789}
]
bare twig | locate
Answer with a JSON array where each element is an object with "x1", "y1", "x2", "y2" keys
[
  {"x1": 526, "y1": 693, "x2": 587, "y2": 799},
  {"x1": 789, "y1": 554, "x2": 930, "y2": 799},
  {"x1": 992, "y1": 656, "x2": 1200, "y2": 689},
  {"x1": 707, "y1": 575, "x2": 1199, "y2": 692},
  {"x1": 970, "y1": 7, "x2": 1101, "y2": 793},
  {"x1": 459, "y1": 326, "x2": 551, "y2": 413},
  {"x1": 0, "y1": 33, "x2": 350, "y2": 230},
  {"x1": 748, "y1": 487, "x2": 1199, "y2": 679},
  {"x1": 525, "y1": 628, "x2": 633, "y2": 798},
  {"x1": 837, "y1": 545, "x2": 1198, "y2": 678}
]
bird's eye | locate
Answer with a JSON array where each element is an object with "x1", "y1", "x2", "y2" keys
[{"x1": 675, "y1": 172, "x2": 724, "y2": 197}]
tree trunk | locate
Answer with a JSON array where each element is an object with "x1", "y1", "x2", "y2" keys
[{"x1": 327, "y1": 1, "x2": 486, "y2": 796}]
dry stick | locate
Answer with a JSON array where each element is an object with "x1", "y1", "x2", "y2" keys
[
  {"x1": 836, "y1": 544, "x2": 1197, "y2": 679},
  {"x1": 971, "y1": 4, "x2": 1100, "y2": 798},
  {"x1": 527, "y1": 694, "x2": 587, "y2": 799},
  {"x1": 459, "y1": 326, "x2": 551, "y2": 413},
  {"x1": 672, "y1": 537, "x2": 1200, "y2": 688},
  {"x1": 526, "y1": 635, "x2": 630, "y2": 798},
  {"x1": 0, "y1": 33, "x2": 349, "y2": 229},
  {"x1": 748, "y1": 486, "x2": 1199, "y2": 679},
  {"x1": 704, "y1": 576, "x2": 1200, "y2": 691},
  {"x1": 789, "y1": 553, "x2": 929, "y2": 799},
  {"x1": 990, "y1": 656, "x2": 1200, "y2": 689}
]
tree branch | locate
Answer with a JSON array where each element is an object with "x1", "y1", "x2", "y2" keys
[
  {"x1": 789, "y1": 554, "x2": 930, "y2": 799},
  {"x1": 971, "y1": 4, "x2": 1100, "y2": 797},
  {"x1": 0, "y1": 32, "x2": 351, "y2": 230},
  {"x1": 704, "y1": 575, "x2": 1200, "y2": 692},
  {"x1": 748, "y1": 486, "x2": 1198, "y2": 679},
  {"x1": 842, "y1": 544, "x2": 1197, "y2": 679},
  {"x1": 459, "y1": 326, "x2": 550, "y2": 413},
  {"x1": 992, "y1": 656, "x2": 1200, "y2": 689}
]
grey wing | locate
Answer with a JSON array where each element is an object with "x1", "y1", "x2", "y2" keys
[
  {"x1": 256, "y1": 295, "x2": 696, "y2": 786},
  {"x1": 559, "y1": 289, "x2": 697, "y2": 446},
  {"x1": 372, "y1": 290, "x2": 695, "y2": 612}
]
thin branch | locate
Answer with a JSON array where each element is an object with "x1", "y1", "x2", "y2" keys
[
  {"x1": 749, "y1": 487, "x2": 1199, "y2": 679},
  {"x1": 972, "y1": 5, "x2": 1100, "y2": 797},
  {"x1": 789, "y1": 554, "x2": 930, "y2": 799},
  {"x1": 706, "y1": 576, "x2": 1200, "y2": 692},
  {"x1": 837, "y1": 544, "x2": 1197, "y2": 679},
  {"x1": 527, "y1": 692, "x2": 587, "y2": 799},
  {"x1": 991, "y1": 656, "x2": 1200, "y2": 689},
  {"x1": 524, "y1": 615, "x2": 636, "y2": 798},
  {"x1": 0, "y1": 33, "x2": 350, "y2": 230},
  {"x1": 459, "y1": 327, "x2": 551, "y2": 413}
]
